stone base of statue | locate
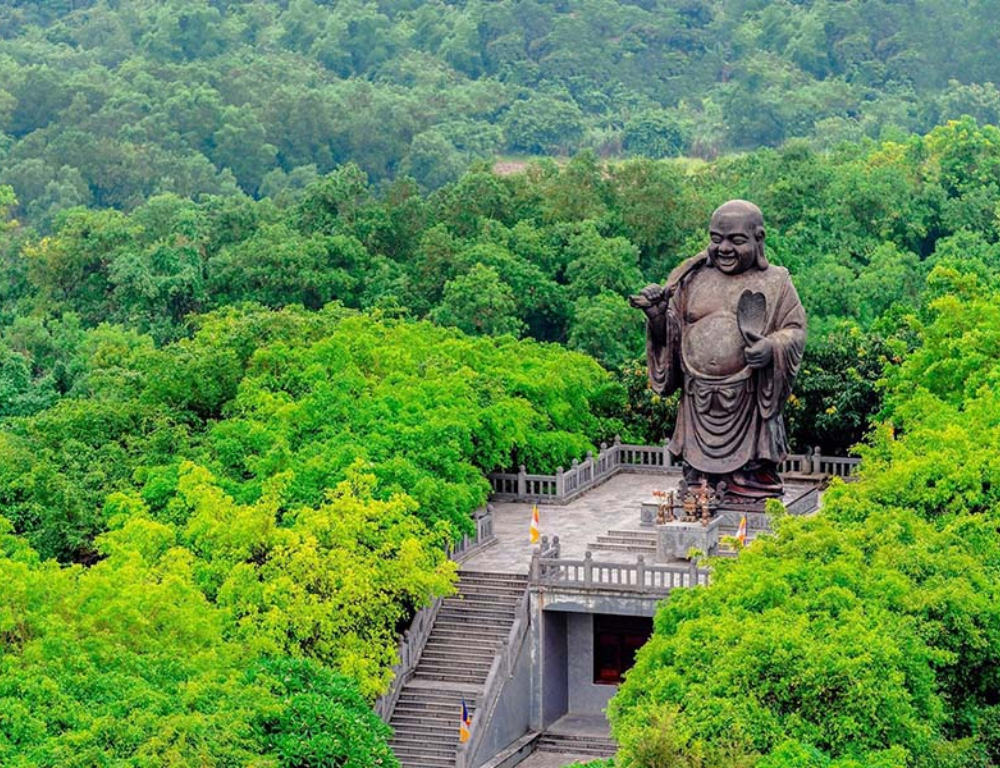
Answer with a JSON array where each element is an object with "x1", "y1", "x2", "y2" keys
[
  {"x1": 656, "y1": 516, "x2": 722, "y2": 561},
  {"x1": 716, "y1": 484, "x2": 818, "y2": 519}
]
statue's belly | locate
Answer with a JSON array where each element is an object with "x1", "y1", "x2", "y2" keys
[{"x1": 682, "y1": 312, "x2": 746, "y2": 376}]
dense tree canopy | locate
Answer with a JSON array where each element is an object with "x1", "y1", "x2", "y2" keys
[{"x1": 2, "y1": 0, "x2": 1000, "y2": 227}]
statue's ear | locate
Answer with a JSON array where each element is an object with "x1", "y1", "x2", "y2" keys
[{"x1": 755, "y1": 229, "x2": 769, "y2": 269}]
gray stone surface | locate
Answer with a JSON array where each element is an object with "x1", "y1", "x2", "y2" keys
[
  {"x1": 515, "y1": 752, "x2": 600, "y2": 768},
  {"x1": 464, "y1": 474, "x2": 686, "y2": 574},
  {"x1": 567, "y1": 614, "x2": 616, "y2": 717},
  {"x1": 472, "y1": 631, "x2": 534, "y2": 768},
  {"x1": 546, "y1": 713, "x2": 611, "y2": 738},
  {"x1": 462, "y1": 472, "x2": 813, "y2": 575},
  {"x1": 656, "y1": 515, "x2": 722, "y2": 560}
]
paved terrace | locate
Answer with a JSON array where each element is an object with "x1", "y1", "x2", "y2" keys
[
  {"x1": 463, "y1": 472, "x2": 813, "y2": 574},
  {"x1": 463, "y1": 473, "x2": 676, "y2": 573}
]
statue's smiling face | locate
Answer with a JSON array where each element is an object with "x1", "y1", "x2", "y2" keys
[{"x1": 708, "y1": 212, "x2": 759, "y2": 275}]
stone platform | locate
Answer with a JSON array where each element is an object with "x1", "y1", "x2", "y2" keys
[{"x1": 462, "y1": 473, "x2": 817, "y2": 573}]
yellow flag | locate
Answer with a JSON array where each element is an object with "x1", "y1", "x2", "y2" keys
[
  {"x1": 530, "y1": 504, "x2": 540, "y2": 544},
  {"x1": 736, "y1": 514, "x2": 747, "y2": 546},
  {"x1": 459, "y1": 697, "x2": 472, "y2": 743}
]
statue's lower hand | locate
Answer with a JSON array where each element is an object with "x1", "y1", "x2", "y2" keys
[{"x1": 744, "y1": 331, "x2": 774, "y2": 368}]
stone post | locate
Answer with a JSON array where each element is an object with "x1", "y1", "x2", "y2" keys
[
  {"x1": 811, "y1": 446, "x2": 822, "y2": 475},
  {"x1": 636, "y1": 554, "x2": 646, "y2": 589},
  {"x1": 555, "y1": 467, "x2": 565, "y2": 499},
  {"x1": 664, "y1": 439, "x2": 672, "y2": 468},
  {"x1": 517, "y1": 464, "x2": 527, "y2": 499},
  {"x1": 584, "y1": 550, "x2": 593, "y2": 589}
]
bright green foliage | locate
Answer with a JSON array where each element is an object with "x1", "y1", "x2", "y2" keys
[
  {"x1": 431, "y1": 263, "x2": 526, "y2": 337},
  {"x1": 0, "y1": 306, "x2": 610, "y2": 560},
  {"x1": 0, "y1": 515, "x2": 397, "y2": 767},
  {"x1": 611, "y1": 508, "x2": 1000, "y2": 766},
  {"x1": 0, "y1": 304, "x2": 614, "y2": 761}
]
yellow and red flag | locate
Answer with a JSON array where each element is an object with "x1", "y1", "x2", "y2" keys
[
  {"x1": 459, "y1": 697, "x2": 472, "y2": 743},
  {"x1": 529, "y1": 504, "x2": 540, "y2": 544},
  {"x1": 736, "y1": 514, "x2": 747, "y2": 547}
]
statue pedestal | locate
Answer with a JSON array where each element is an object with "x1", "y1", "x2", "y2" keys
[{"x1": 656, "y1": 516, "x2": 722, "y2": 561}]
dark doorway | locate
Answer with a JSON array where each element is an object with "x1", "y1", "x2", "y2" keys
[{"x1": 593, "y1": 614, "x2": 653, "y2": 684}]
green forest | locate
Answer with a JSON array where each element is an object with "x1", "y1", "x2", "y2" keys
[
  {"x1": 3, "y1": 0, "x2": 1000, "y2": 766},
  {"x1": 4, "y1": 0, "x2": 1000, "y2": 228}
]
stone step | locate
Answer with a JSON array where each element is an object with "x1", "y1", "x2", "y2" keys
[
  {"x1": 595, "y1": 533, "x2": 656, "y2": 543},
  {"x1": 390, "y1": 741, "x2": 458, "y2": 760},
  {"x1": 604, "y1": 529, "x2": 659, "y2": 539},
  {"x1": 391, "y1": 722, "x2": 465, "y2": 739},
  {"x1": 456, "y1": 578, "x2": 528, "y2": 591},
  {"x1": 395, "y1": 757, "x2": 456, "y2": 768},
  {"x1": 414, "y1": 669, "x2": 489, "y2": 684},
  {"x1": 440, "y1": 598, "x2": 518, "y2": 613},
  {"x1": 458, "y1": 570, "x2": 528, "y2": 580},
  {"x1": 457, "y1": 573, "x2": 529, "y2": 584},
  {"x1": 417, "y1": 658, "x2": 494, "y2": 674},
  {"x1": 436, "y1": 611, "x2": 514, "y2": 626},
  {"x1": 391, "y1": 711, "x2": 474, "y2": 729},
  {"x1": 394, "y1": 699, "x2": 478, "y2": 716},
  {"x1": 418, "y1": 661, "x2": 494, "y2": 677},
  {"x1": 431, "y1": 625, "x2": 508, "y2": 641},
  {"x1": 420, "y1": 647, "x2": 498, "y2": 663},
  {"x1": 536, "y1": 733, "x2": 616, "y2": 757},
  {"x1": 396, "y1": 688, "x2": 480, "y2": 704},
  {"x1": 587, "y1": 541, "x2": 657, "y2": 553}
]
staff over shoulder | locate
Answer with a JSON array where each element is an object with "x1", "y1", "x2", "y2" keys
[{"x1": 629, "y1": 200, "x2": 806, "y2": 502}]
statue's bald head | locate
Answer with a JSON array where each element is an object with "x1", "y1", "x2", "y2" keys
[{"x1": 707, "y1": 199, "x2": 768, "y2": 273}]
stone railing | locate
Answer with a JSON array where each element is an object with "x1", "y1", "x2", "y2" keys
[
  {"x1": 456, "y1": 586, "x2": 531, "y2": 768},
  {"x1": 374, "y1": 505, "x2": 495, "y2": 723},
  {"x1": 489, "y1": 440, "x2": 858, "y2": 505},
  {"x1": 530, "y1": 548, "x2": 709, "y2": 595},
  {"x1": 448, "y1": 505, "x2": 496, "y2": 562},
  {"x1": 374, "y1": 594, "x2": 442, "y2": 722}
]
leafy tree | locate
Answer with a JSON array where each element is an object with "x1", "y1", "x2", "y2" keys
[
  {"x1": 502, "y1": 94, "x2": 585, "y2": 154},
  {"x1": 568, "y1": 291, "x2": 643, "y2": 369},
  {"x1": 431, "y1": 263, "x2": 525, "y2": 337}
]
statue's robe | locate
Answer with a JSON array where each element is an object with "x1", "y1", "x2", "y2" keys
[{"x1": 646, "y1": 255, "x2": 806, "y2": 476}]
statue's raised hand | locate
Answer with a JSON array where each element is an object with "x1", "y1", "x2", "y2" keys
[{"x1": 629, "y1": 283, "x2": 668, "y2": 318}]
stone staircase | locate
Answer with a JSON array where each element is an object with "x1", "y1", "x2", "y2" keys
[
  {"x1": 388, "y1": 571, "x2": 529, "y2": 768},
  {"x1": 536, "y1": 731, "x2": 617, "y2": 758},
  {"x1": 588, "y1": 529, "x2": 657, "y2": 554}
]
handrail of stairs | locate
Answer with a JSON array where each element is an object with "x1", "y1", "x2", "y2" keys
[
  {"x1": 374, "y1": 595, "x2": 443, "y2": 722},
  {"x1": 455, "y1": 586, "x2": 531, "y2": 768},
  {"x1": 375, "y1": 505, "x2": 496, "y2": 723}
]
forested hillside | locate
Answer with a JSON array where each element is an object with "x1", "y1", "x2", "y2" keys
[
  {"x1": 2, "y1": 0, "x2": 1000, "y2": 227},
  {"x1": 6, "y1": 118, "x2": 1000, "y2": 457},
  {"x1": 3, "y1": 4, "x2": 1000, "y2": 753}
]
